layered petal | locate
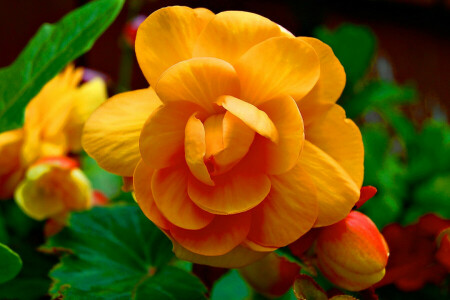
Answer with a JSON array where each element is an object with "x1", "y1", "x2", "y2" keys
[
  {"x1": 193, "y1": 11, "x2": 281, "y2": 64},
  {"x1": 155, "y1": 58, "x2": 240, "y2": 113},
  {"x1": 297, "y1": 37, "x2": 346, "y2": 125},
  {"x1": 82, "y1": 88, "x2": 161, "y2": 176},
  {"x1": 152, "y1": 166, "x2": 214, "y2": 230},
  {"x1": 185, "y1": 114, "x2": 214, "y2": 186},
  {"x1": 305, "y1": 104, "x2": 364, "y2": 187},
  {"x1": 299, "y1": 141, "x2": 359, "y2": 227},
  {"x1": 247, "y1": 163, "x2": 318, "y2": 247},
  {"x1": 212, "y1": 112, "x2": 255, "y2": 174},
  {"x1": 133, "y1": 160, "x2": 170, "y2": 230},
  {"x1": 139, "y1": 101, "x2": 201, "y2": 169},
  {"x1": 248, "y1": 96, "x2": 304, "y2": 175},
  {"x1": 170, "y1": 213, "x2": 251, "y2": 256},
  {"x1": 235, "y1": 37, "x2": 320, "y2": 105},
  {"x1": 136, "y1": 6, "x2": 213, "y2": 86},
  {"x1": 217, "y1": 95, "x2": 278, "y2": 143},
  {"x1": 173, "y1": 242, "x2": 268, "y2": 268},
  {"x1": 188, "y1": 161, "x2": 271, "y2": 215}
]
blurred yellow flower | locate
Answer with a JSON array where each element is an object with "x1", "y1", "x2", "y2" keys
[
  {"x1": 83, "y1": 6, "x2": 364, "y2": 267},
  {"x1": 15, "y1": 156, "x2": 92, "y2": 222},
  {"x1": 0, "y1": 65, "x2": 106, "y2": 199}
]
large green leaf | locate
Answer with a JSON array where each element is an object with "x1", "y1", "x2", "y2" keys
[
  {"x1": 315, "y1": 24, "x2": 376, "y2": 88},
  {"x1": 0, "y1": 0, "x2": 125, "y2": 133},
  {"x1": 41, "y1": 205, "x2": 207, "y2": 300},
  {"x1": 0, "y1": 243, "x2": 22, "y2": 284}
]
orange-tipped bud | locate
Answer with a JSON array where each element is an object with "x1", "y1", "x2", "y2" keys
[
  {"x1": 315, "y1": 211, "x2": 389, "y2": 291},
  {"x1": 239, "y1": 253, "x2": 300, "y2": 297}
]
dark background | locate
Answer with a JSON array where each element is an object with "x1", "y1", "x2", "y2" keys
[{"x1": 1, "y1": 0, "x2": 449, "y2": 119}]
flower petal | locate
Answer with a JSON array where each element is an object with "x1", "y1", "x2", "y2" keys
[
  {"x1": 135, "y1": 6, "x2": 212, "y2": 87},
  {"x1": 170, "y1": 213, "x2": 251, "y2": 256},
  {"x1": 185, "y1": 114, "x2": 214, "y2": 186},
  {"x1": 152, "y1": 165, "x2": 214, "y2": 230},
  {"x1": 139, "y1": 101, "x2": 202, "y2": 170},
  {"x1": 173, "y1": 242, "x2": 268, "y2": 268},
  {"x1": 155, "y1": 58, "x2": 240, "y2": 113},
  {"x1": 296, "y1": 37, "x2": 346, "y2": 125},
  {"x1": 217, "y1": 95, "x2": 278, "y2": 143},
  {"x1": 299, "y1": 141, "x2": 360, "y2": 227},
  {"x1": 193, "y1": 11, "x2": 281, "y2": 65},
  {"x1": 82, "y1": 88, "x2": 162, "y2": 176},
  {"x1": 212, "y1": 112, "x2": 255, "y2": 174},
  {"x1": 65, "y1": 78, "x2": 107, "y2": 151},
  {"x1": 235, "y1": 37, "x2": 320, "y2": 105},
  {"x1": 188, "y1": 161, "x2": 271, "y2": 215},
  {"x1": 247, "y1": 163, "x2": 318, "y2": 247},
  {"x1": 247, "y1": 96, "x2": 304, "y2": 175},
  {"x1": 305, "y1": 104, "x2": 364, "y2": 187},
  {"x1": 133, "y1": 160, "x2": 170, "y2": 230}
]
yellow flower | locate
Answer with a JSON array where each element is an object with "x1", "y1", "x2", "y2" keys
[
  {"x1": 0, "y1": 65, "x2": 106, "y2": 199},
  {"x1": 15, "y1": 156, "x2": 92, "y2": 222},
  {"x1": 83, "y1": 6, "x2": 363, "y2": 267}
]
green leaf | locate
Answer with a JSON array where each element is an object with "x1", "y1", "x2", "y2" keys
[
  {"x1": 41, "y1": 205, "x2": 207, "y2": 300},
  {"x1": 315, "y1": 24, "x2": 376, "y2": 87},
  {"x1": 0, "y1": 243, "x2": 22, "y2": 284},
  {"x1": 0, "y1": 200, "x2": 56, "y2": 300},
  {"x1": 0, "y1": 0, "x2": 125, "y2": 133},
  {"x1": 343, "y1": 80, "x2": 417, "y2": 119},
  {"x1": 211, "y1": 270, "x2": 251, "y2": 300}
]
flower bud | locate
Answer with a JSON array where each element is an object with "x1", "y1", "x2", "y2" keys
[
  {"x1": 15, "y1": 156, "x2": 92, "y2": 222},
  {"x1": 239, "y1": 253, "x2": 300, "y2": 297},
  {"x1": 315, "y1": 211, "x2": 389, "y2": 291}
]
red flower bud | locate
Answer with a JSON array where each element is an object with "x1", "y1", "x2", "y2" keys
[{"x1": 315, "y1": 211, "x2": 389, "y2": 291}]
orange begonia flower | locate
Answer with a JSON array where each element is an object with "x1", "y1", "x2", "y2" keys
[
  {"x1": 83, "y1": 6, "x2": 364, "y2": 267},
  {"x1": 0, "y1": 65, "x2": 107, "y2": 199}
]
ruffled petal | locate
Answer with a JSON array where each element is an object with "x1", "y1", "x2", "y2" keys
[
  {"x1": 152, "y1": 165, "x2": 214, "y2": 230},
  {"x1": 185, "y1": 114, "x2": 214, "y2": 186},
  {"x1": 247, "y1": 163, "x2": 318, "y2": 247},
  {"x1": 193, "y1": 11, "x2": 281, "y2": 64},
  {"x1": 235, "y1": 37, "x2": 320, "y2": 105},
  {"x1": 217, "y1": 95, "x2": 278, "y2": 142},
  {"x1": 173, "y1": 242, "x2": 268, "y2": 268},
  {"x1": 155, "y1": 58, "x2": 240, "y2": 113},
  {"x1": 188, "y1": 161, "x2": 271, "y2": 215},
  {"x1": 296, "y1": 37, "x2": 346, "y2": 125},
  {"x1": 299, "y1": 141, "x2": 360, "y2": 227},
  {"x1": 82, "y1": 88, "x2": 162, "y2": 176},
  {"x1": 135, "y1": 6, "x2": 212, "y2": 86},
  {"x1": 0, "y1": 129, "x2": 24, "y2": 199},
  {"x1": 170, "y1": 213, "x2": 251, "y2": 256},
  {"x1": 139, "y1": 101, "x2": 202, "y2": 169},
  {"x1": 133, "y1": 160, "x2": 170, "y2": 230},
  {"x1": 305, "y1": 104, "x2": 364, "y2": 187},
  {"x1": 247, "y1": 96, "x2": 304, "y2": 175}
]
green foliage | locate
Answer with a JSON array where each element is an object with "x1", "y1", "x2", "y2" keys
[
  {"x1": 211, "y1": 270, "x2": 251, "y2": 300},
  {"x1": 315, "y1": 24, "x2": 376, "y2": 88},
  {"x1": 0, "y1": 0, "x2": 125, "y2": 133},
  {"x1": 343, "y1": 80, "x2": 417, "y2": 119},
  {"x1": 41, "y1": 205, "x2": 207, "y2": 299},
  {"x1": 0, "y1": 201, "x2": 56, "y2": 300},
  {"x1": 0, "y1": 243, "x2": 22, "y2": 284}
]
